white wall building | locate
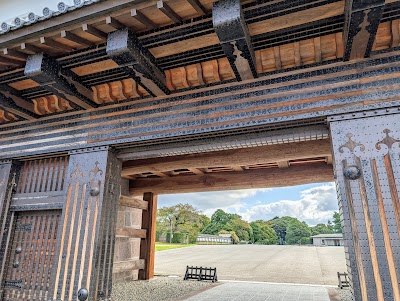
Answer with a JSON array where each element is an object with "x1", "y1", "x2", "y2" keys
[{"x1": 311, "y1": 234, "x2": 344, "y2": 246}]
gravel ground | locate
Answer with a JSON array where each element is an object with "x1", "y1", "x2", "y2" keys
[
  {"x1": 337, "y1": 288, "x2": 353, "y2": 301},
  {"x1": 112, "y1": 276, "x2": 216, "y2": 301}
]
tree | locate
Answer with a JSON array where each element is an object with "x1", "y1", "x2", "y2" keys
[
  {"x1": 157, "y1": 204, "x2": 209, "y2": 243},
  {"x1": 333, "y1": 211, "x2": 343, "y2": 233},
  {"x1": 201, "y1": 209, "x2": 241, "y2": 235},
  {"x1": 285, "y1": 220, "x2": 312, "y2": 245},
  {"x1": 226, "y1": 218, "x2": 253, "y2": 242},
  {"x1": 268, "y1": 216, "x2": 298, "y2": 245},
  {"x1": 311, "y1": 223, "x2": 334, "y2": 236},
  {"x1": 250, "y1": 220, "x2": 278, "y2": 244}
]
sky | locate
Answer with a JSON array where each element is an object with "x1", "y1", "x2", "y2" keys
[{"x1": 158, "y1": 182, "x2": 338, "y2": 226}]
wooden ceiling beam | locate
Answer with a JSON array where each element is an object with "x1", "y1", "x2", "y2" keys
[
  {"x1": 157, "y1": 0, "x2": 182, "y2": 23},
  {"x1": 24, "y1": 53, "x2": 96, "y2": 109},
  {"x1": 121, "y1": 139, "x2": 332, "y2": 177},
  {"x1": 343, "y1": 0, "x2": 384, "y2": 60},
  {"x1": 106, "y1": 28, "x2": 169, "y2": 96},
  {"x1": 82, "y1": 24, "x2": 107, "y2": 40},
  {"x1": 130, "y1": 164, "x2": 334, "y2": 194},
  {"x1": 131, "y1": 9, "x2": 157, "y2": 29},
  {"x1": 61, "y1": 30, "x2": 95, "y2": 47},
  {"x1": 187, "y1": 0, "x2": 207, "y2": 15},
  {"x1": 106, "y1": 16, "x2": 126, "y2": 30},
  {"x1": 213, "y1": 0, "x2": 257, "y2": 81},
  {"x1": 0, "y1": 56, "x2": 24, "y2": 66}
]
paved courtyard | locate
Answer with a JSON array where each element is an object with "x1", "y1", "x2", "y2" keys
[
  {"x1": 155, "y1": 245, "x2": 346, "y2": 285},
  {"x1": 184, "y1": 282, "x2": 335, "y2": 301}
]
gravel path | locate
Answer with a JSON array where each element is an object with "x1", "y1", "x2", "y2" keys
[
  {"x1": 112, "y1": 276, "x2": 216, "y2": 301},
  {"x1": 337, "y1": 288, "x2": 353, "y2": 301}
]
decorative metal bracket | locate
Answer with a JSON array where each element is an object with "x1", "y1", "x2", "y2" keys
[{"x1": 213, "y1": 0, "x2": 257, "y2": 81}]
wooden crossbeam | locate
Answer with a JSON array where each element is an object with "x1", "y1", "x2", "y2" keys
[
  {"x1": 24, "y1": 53, "x2": 95, "y2": 109},
  {"x1": 106, "y1": 28, "x2": 169, "y2": 96},
  {"x1": 122, "y1": 139, "x2": 332, "y2": 177},
  {"x1": 20, "y1": 43, "x2": 43, "y2": 54},
  {"x1": 119, "y1": 195, "x2": 148, "y2": 210},
  {"x1": 2, "y1": 48, "x2": 29, "y2": 60},
  {"x1": 131, "y1": 9, "x2": 157, "y2": 29},
  {"x1": 116, "y1": 227, "x2": 147, "y2": 238},
  {"x1": 82, "y1": 24, "x2": 107, "y2": 39},
  {"x1": 157, "y1": 0, "x2": 182, "y2": 23},
  {"x1": 213, "y1": 0, "x2": 257, "y2": 81},
  {"x1": 113, "y1": 259, "x2": 145, "y2": 274},
  {"x1": 106, "y1": 16, "x2": 126, "y2": 30},
  {"x1": 130, "y1": 164, "x2": 334, "y2": 194},
  {"x1": 343, "y1": 0, "x2": 385, "y2": 60}
]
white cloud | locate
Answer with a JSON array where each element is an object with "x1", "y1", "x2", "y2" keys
[
  {"x1": 241, "y1": 183, "x2": 337, "y2": 225},
  {"x1": 159, "y1": 184, "x2": 338, "y2": 226}
]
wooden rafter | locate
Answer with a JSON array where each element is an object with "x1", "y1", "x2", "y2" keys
[{"x1": 157, "y1": 0, "x2": 182, "y2": 23}]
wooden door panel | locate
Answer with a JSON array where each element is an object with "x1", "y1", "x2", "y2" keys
[{"x1": 2, "y1": 210, "x2": 60, "y2": 301}]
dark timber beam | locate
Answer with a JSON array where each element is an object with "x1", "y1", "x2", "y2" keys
[
  {"x1": 0, "y1": 86, "x2": 38, "y2": 120},
  {"x1": 24, "y1": 53, "x2": 96, "y2": 109},
  {"x1": 213, "y1": 0, "x2": 257, "y2": 81},
  {"x1": 121, "y1": 139, "x2": 332, "y2": 177},
  {"x1": 130, "y1": 164, "x2": 334, "y2": 194},
  {"x1": 106, "y1": 28, "x2": 169, "y2": 96},
  {"x1": 343, "y1": 0, "x2": 384, "y2": 60}
]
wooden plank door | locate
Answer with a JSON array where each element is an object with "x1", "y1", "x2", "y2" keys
[{"x1": 2, "y1": 210, "x2": 61, "y2": 301}]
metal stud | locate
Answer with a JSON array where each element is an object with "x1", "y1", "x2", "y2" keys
[
  {"x1": 90, "y1": 186, "x2": 100, "y2": 196},
  {"x1": 12, "y1": 260, "x2": 19, "y2": 268},
  {"x1": 344, "y1": 165, "x2": 361, "y2": 180},
  {"x1": 16, "y1": 246, "x2": 22, "y2": 254},
  {"x1": 78, "y1": 288, "x2": 89, "y2": 301}
]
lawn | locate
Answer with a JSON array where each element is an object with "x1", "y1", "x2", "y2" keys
[{"x1": 155, "y1": 243, "x2": 195, "y2": 251}]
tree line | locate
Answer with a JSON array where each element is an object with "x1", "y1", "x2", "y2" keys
[{"x1": 156, "y1": 203, "x2": 343, "y2": 245}]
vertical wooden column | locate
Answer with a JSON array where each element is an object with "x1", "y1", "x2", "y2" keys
[
  {"x1": 49, "y1": 147, "x2": 121, "y2": 301},
  {"x1": 138, "y1": 192, "x2": 157, "y2": 280},
  {"x1": 330, "y1": 112, "x2": 400, "y2": 301},
  {"x1": 0, "y1": 160, "x2": 20, "y2": 298}
]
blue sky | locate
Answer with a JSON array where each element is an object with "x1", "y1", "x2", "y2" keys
[{"x1": 158, "y1": 182, "x2": 338, "y2": 226}]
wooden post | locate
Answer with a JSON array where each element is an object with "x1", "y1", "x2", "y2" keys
[
  {"x1": 330, "y1": 112, "x2": 400, "y2": 301},
  {"x1": 138, "y1": 192, "x2": 157, "y2": 280},
  {"x1": 49, "y1": 147, "x2": 121, "y2": 301}
]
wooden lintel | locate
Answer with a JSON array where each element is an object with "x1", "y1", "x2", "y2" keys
[
  {"x1": 82, "y1": 24, "x2": 107, "y2": 39},
  {"x1": 343, "y1": 0, "x2": 384, "y2": 60},
  {"x1": 157, "y1": 0, "x2": 182, "y2": 23},
  {"x1": 122, "y1": 139, "x2": 332, "y2": 177},
  {"x1": 113, "y1": 259, "x2": 145, "y2": 274},
  {"x1": 131, "y1": 9, "x2": 157, "y2": 29},
  {"x1": 120, "y1": 195, "x2": 148, "y2": 210},
  {"x1": 61, "y1": 30, "x2": 94, "y2": 47},
  {"x1": 130, "y1": 164, "x2": 334, "y2": 194},
  {"x1": 116, "y1": 227, "x2": 147, "y2": 238}
]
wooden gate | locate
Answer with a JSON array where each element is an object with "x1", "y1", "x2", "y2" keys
[{"x1": 2, "y1": 210, "x2": 61, "y2": 301}]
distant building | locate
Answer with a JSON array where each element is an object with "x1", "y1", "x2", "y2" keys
[
  {"x1": 311, "y1": 234, "x2": 344, "y2": 246},
  {"x1": 197, "y1": 234, "x2": 233, "y2": 244}
]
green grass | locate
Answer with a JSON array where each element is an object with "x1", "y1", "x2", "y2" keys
[{"x1": 155, "y1": 243, "x2": 195, "y2": 251}]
